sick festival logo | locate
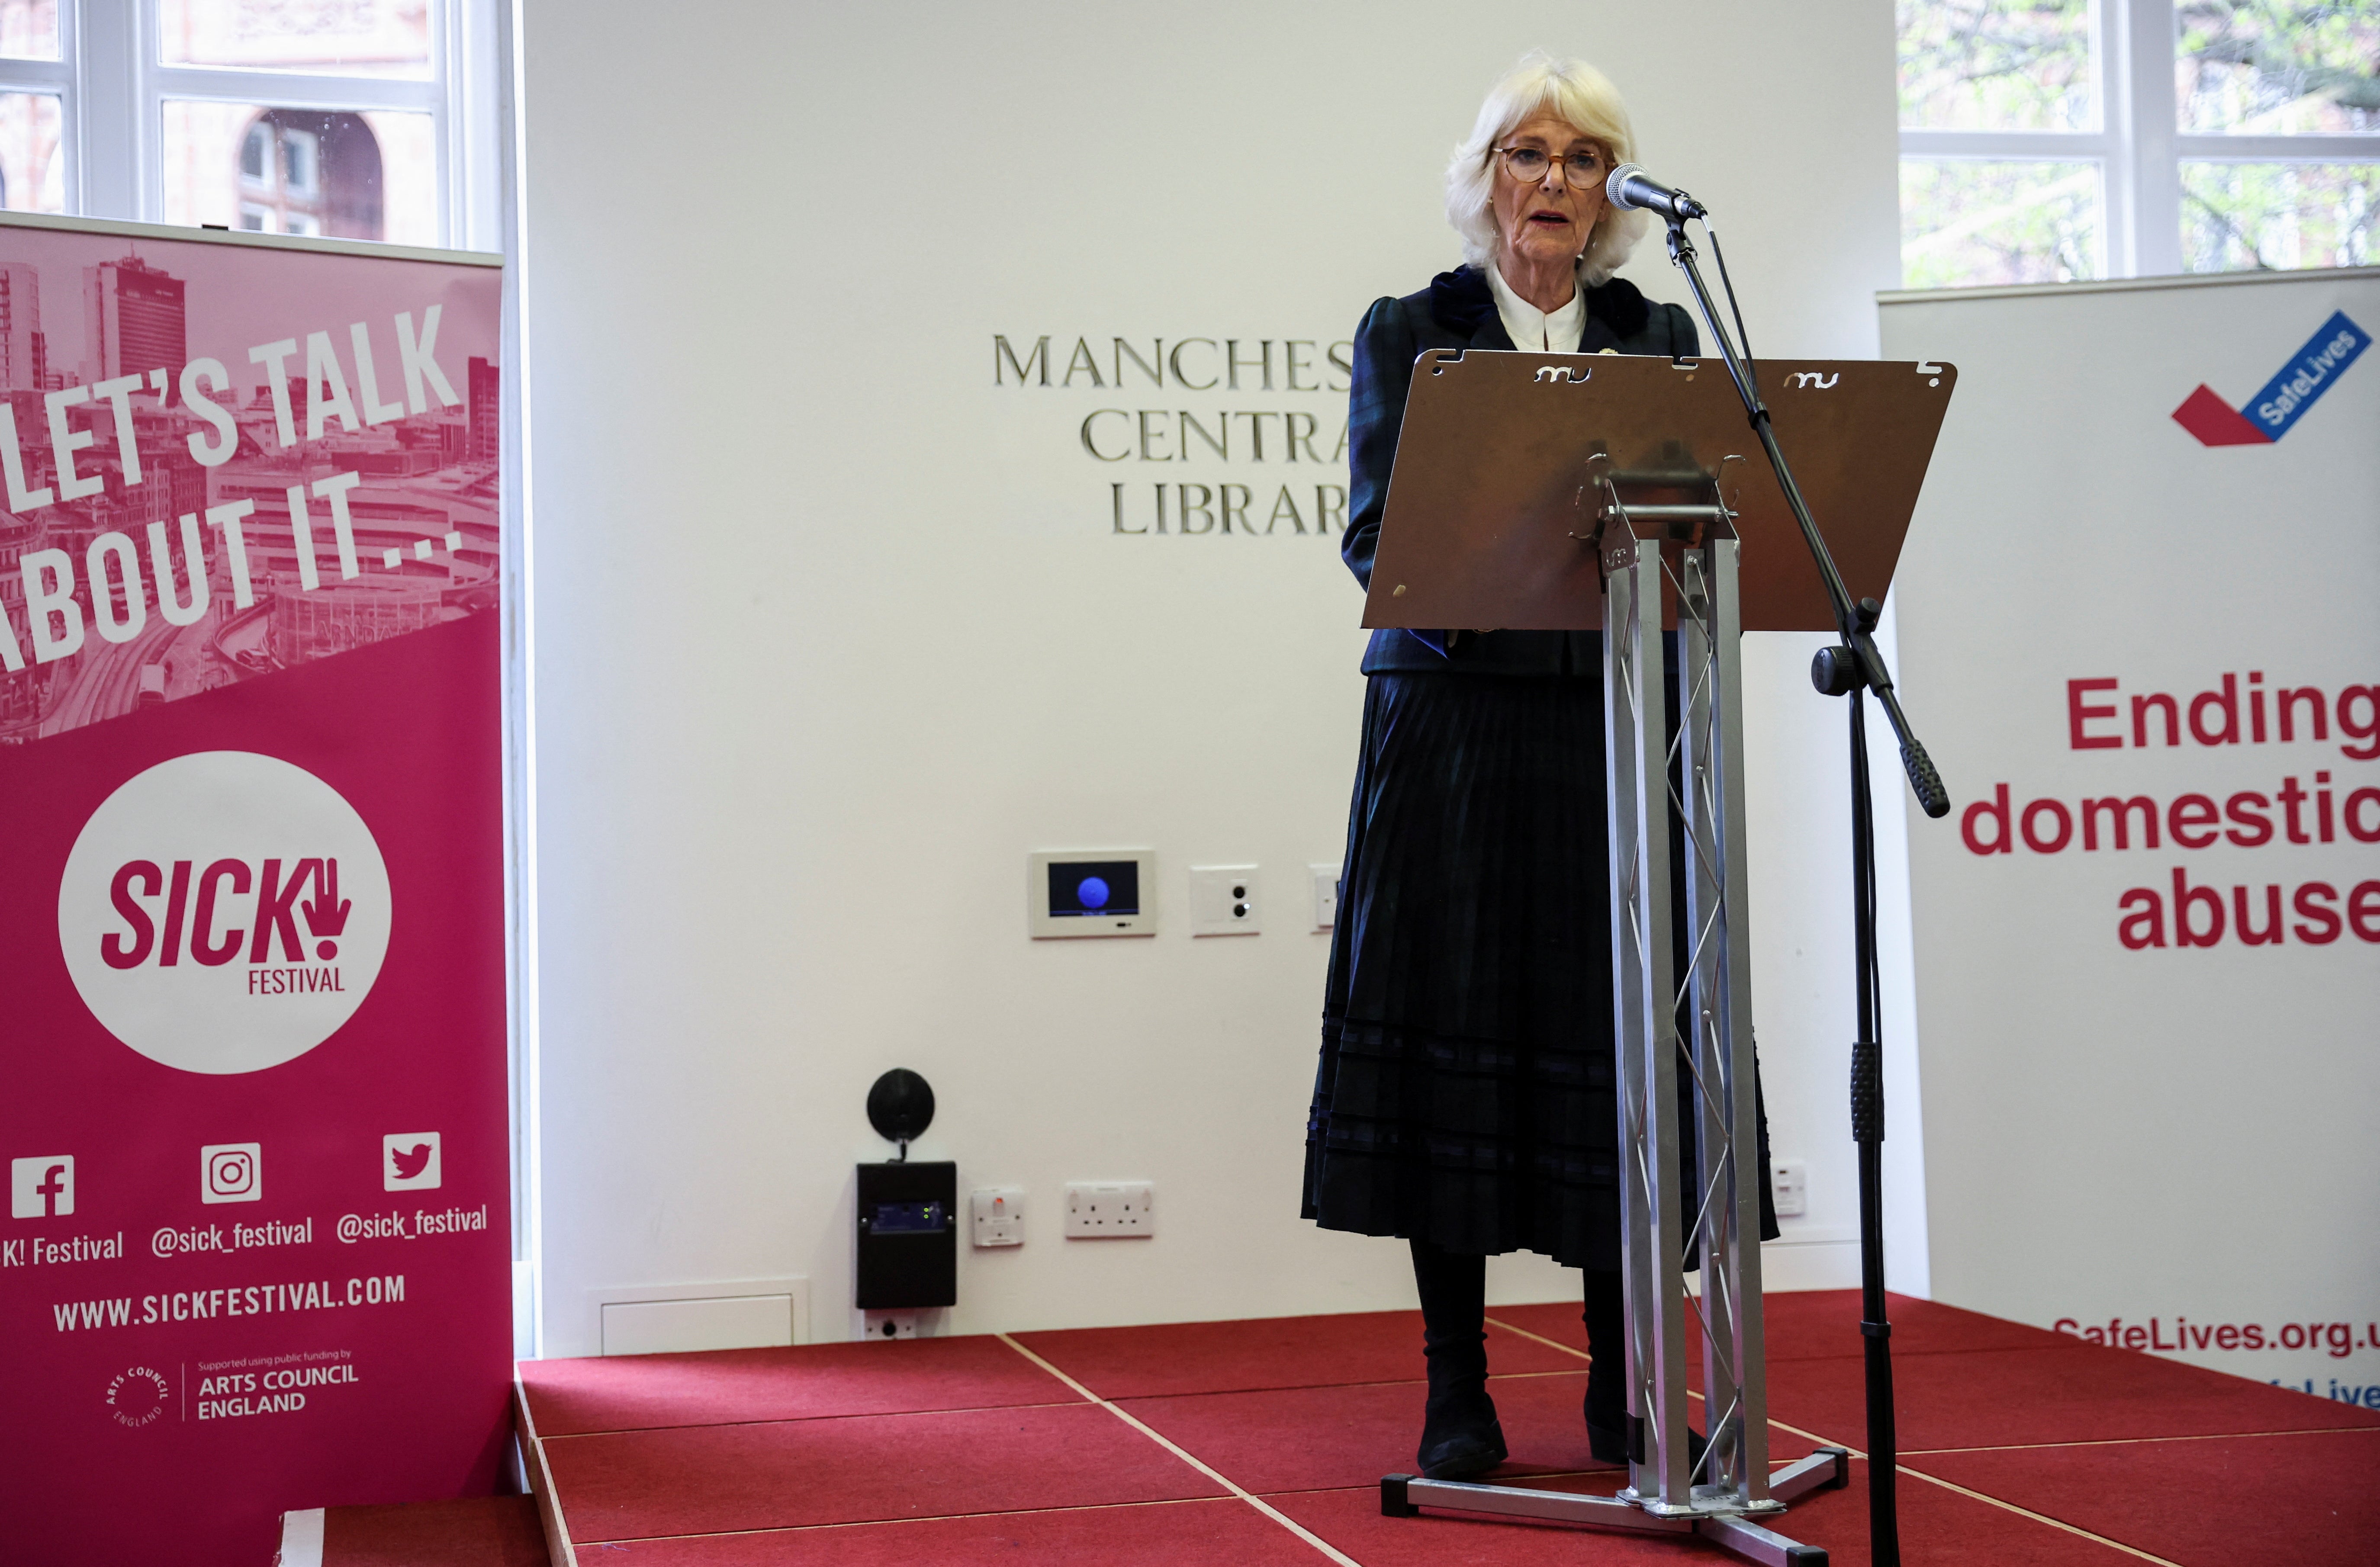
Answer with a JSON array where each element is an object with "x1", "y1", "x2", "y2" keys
[
  {"x1": 102, "y1": 854, "x2": 355, "y2": 988},
  {"x1": 59, "y1": 751, "x2": 390, "y2": 1074}
]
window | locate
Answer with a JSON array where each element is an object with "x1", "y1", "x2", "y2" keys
[
  {"x1": 1899, "y1": 0, "x2": 2378, "y2": 286},
  {"x1": 0, "y1": 1, "x2": 65, "y2": 215},
  {"x1": 0, "y1": 0, "x2": 495, "y2": 250}
]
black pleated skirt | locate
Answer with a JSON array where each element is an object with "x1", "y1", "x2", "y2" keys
[{"x1": 1303, "y1": 670, "x2": 1626, "y2": 1268}]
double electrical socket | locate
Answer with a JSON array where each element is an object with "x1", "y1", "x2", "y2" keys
[
  {"x1": 1064, "y1": 1181, "x2": 1154, "y2": 1237},
  {"x1": 1771, "y1": 1159, "x2": 1808, "y2": 1217}
]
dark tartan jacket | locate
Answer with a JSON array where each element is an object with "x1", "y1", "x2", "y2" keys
[{"x1": 1342, "y1": 266, "x2": 1699, "y2": 675}]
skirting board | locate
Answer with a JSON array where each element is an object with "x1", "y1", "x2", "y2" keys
[
  {"x1": 273, "y1": 1508, "x2": 324, "y2": 1567},
  {"x1": 583, "y1": 1277, "x2": 810, "y2": 1356}
]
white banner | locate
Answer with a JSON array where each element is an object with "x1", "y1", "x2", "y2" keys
[{"x1": 1881, "y1": 267, "x2": 2380, "y2": 1410}]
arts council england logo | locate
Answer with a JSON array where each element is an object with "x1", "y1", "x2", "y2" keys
[{"x1": 58, "y1": 751, "x2": 391, "y2": 1074}]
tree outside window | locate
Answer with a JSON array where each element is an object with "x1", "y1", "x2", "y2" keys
[{"x1": 1898, "y1": 0, "x2": 2377, "y2": 286}]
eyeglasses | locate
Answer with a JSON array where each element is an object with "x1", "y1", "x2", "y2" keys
[{"x1": 1494, "y1": 146, "x2": 1607, "y2": 189}]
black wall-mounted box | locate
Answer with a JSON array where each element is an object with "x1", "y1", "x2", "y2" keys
[{"x1": 855, "y1": 1160, "x2": 957, "y2": 1310}]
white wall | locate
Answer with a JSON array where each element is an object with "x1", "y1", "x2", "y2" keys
[{"x1": 514, "y1": 0, "x2": 1909, "y2": 1356}]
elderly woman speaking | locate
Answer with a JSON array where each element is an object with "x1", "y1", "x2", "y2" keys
[{"x1": 1302, "y1": 54, "x2": 1778, "y2": 1480}]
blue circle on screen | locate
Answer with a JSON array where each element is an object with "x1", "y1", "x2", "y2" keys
[{"x1": 1076, "y1": 876, "x2": 1111, "y2": 910}]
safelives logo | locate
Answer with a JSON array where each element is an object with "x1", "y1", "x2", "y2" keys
[
  {"x1": 58, "y1": 752, "x2": 390, "y2": 1074},
  {"x1": 2171, "y1": 310, "x2": 2369, "y2": 446}
]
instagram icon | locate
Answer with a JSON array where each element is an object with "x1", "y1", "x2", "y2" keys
[{"x1": 200, "y1": 1143, "x2": 262, "y2": 1205}]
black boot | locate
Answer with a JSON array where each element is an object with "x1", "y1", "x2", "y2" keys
[
  {"x1": 1583, "y1": 1268, "x2": 1708, "y2": 1471},
  {"x1": 1410, "y1": 1239, "x2": 1507, "y2": 1479}
]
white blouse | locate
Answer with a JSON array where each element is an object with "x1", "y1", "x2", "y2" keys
[{"x1": 1486, "y1": 261, "x2": 1586, "y2": 353}]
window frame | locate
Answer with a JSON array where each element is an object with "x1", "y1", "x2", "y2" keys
[
  {"x1": 1899, "y1": 0, "x2": 2379, "y2": 279},
  {"x1": 0, "y1": 0, "x2": 499, "y2": 252}
]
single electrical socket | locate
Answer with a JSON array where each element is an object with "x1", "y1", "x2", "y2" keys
[
  {"x1": 971, "y1": 1187, "x2": 1024, "y2": 1247},
  {"x1": 1310, "y1": 863, "x2": 1340, "y2": 932},
  {"x1": 1065, "y1": 1181, "x2": 1155, "y2": 1237},
  {"x1": 1771, "y1": 1158, "x2": 1807, "y2": 1218},
  {"x1": 863, "y1": 1310, "x2": 919, "y2": 1339},
  {"x1": 1188, "y1": 865, "x2": 1260, "y2": 936}
]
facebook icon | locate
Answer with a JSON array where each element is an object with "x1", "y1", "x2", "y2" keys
[{"x1": 10, "y1": 1156, "x2": 75, "y2": 1219}]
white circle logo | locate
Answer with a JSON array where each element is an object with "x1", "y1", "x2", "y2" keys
[
  {"x1": 58, "y1": 751, "x2": 390, "y2": 1074},
  {"x1": 106, "y1": 1366, "x2": 172, "y2": 1428}
]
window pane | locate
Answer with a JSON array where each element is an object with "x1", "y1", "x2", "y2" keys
[
  {"x1": 160, "y1": 0, "x2": 432, "y2": 80},
  {"x1": 2182, "y1": 160, "x2": 2379, "y2": 268},
  {"x1": 1901, "y1": 158, "x2": 2103, "y2": 286},
  {"x1": 0, "y1": 91, "x2": 62, "y2": 213},
  {"x1": 2177, "y1": 0, "x2": 2380, "y2": 134},
  {"x1": 0, "y1": 0, "x2": 59, "y2": 61},
  {"x1": 1899, "y1": 0, "x2": 2099, "y2": 131},
  {"x1": 361, "y1": 109, "x2": 437, "y2": 246},
  {"x1": 163, "y1": 101, "x2": 438, "y2": 244}
]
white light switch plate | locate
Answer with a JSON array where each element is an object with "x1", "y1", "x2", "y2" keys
[
  {"x1": 970, "y1": 1187, "x2": 1024, "y2": 1247},
  {"x1": 1771, "y1": 1158, "x2": 1807, "y2": 1217},
  {"x1": 1188, "y1": 865, "x2": 1259, "y2": 936},
  {"x1": 1310, "y1": 864, "x2": 1339, "y2": 931}
]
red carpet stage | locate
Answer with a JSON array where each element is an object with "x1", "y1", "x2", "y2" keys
[{"x1": 495, "y1": 1292, "x2": 2380, "y2": 1566}]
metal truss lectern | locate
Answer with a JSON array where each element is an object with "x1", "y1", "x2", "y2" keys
[{"x1": 1360, "y1": 347, "x2": 1952, "y2": 1567}]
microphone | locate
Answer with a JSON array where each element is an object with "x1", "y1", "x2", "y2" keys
[{"x1": 1605, "y1": 163, "x2": 1706, "y2": 222}]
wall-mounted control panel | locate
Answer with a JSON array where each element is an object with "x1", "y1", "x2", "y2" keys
[
  {"x1": 855, "y1": 1160, "x2": 956, "y2": 1310},
  {"x1": 1028, "y1": 850, "x2": 1157, "y2": 938}
]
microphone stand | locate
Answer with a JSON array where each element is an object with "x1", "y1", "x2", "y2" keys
[{"x1": 1654, "y1": 206, "x2": 1952, "y2": 1567}]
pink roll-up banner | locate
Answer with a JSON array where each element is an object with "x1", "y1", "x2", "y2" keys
[{"x1": 0, "y1": 215, "x2": 509, "y2": 1565}]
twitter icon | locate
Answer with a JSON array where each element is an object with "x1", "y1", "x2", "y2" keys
[{"x1": 382, "y1": 1132, "x2": 442, "y2": 1192}]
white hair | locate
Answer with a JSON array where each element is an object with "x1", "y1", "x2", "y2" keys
[{"x1": 1445, "y1": 51, "x2": 1648, "y2": 285}]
